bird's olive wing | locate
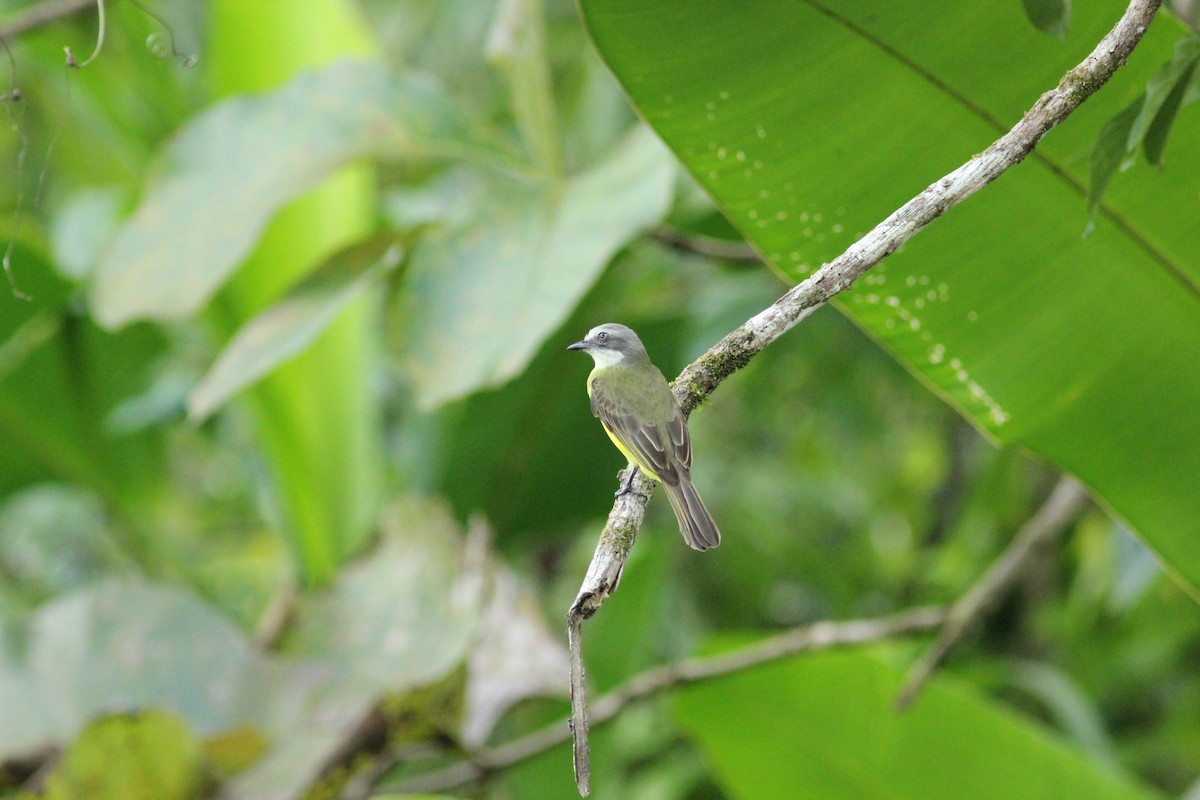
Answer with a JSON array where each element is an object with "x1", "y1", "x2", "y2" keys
[
  {"x1": 667, "y1": 412, "x2": 691, "y2": 470},
  {"x1": 590, "y1": 381, "x2": 689, "y2": 484}
]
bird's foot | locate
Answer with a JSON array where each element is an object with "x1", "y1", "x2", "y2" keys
[{"x1": 614, "y1": 467, "x2": 648, "y2": 500}]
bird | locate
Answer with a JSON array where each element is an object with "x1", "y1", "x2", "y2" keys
[{"x1": 567, "y1": 323, "x2": 720, "y2": 550}]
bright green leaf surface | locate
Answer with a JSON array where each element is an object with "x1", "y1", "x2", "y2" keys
[
  {"x1": 673, "y1": 649, "x2": 1164, "y2": 800},
  {"x1": 186, "y1": 238, "x2": 402, "y2": 421},
  {"x1": 579, "y1": 0, "x2": 1200, "y2": 594},
  {"x1": 401, "y1": 124, "x2": 674, "y2": 408},
  {"x1": 90, "y1": 60, "x2": 467, "y2": 328},
  {"x1": 42, "y1": 711, "x2": 206, "y2": 800}
]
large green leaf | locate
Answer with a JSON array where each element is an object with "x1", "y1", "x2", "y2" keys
[
  {"x1": 399, "y1": 124, "x2": 674, "y2": 408},
  {"x1": 90, "y1": 59, "x2": 469, "y2": 328},
  {"x1": 41, "y1": 711, "x2": 207, "y2": 800},
  {"x1": 578, "y1": 0, "x2": 1200, "y2": 594},
  {"x1": 0, "y1": 486, "x2": 128, "y2": 607},
  {"x1": 230, "y1": 499, "x2": 483, "y2": 800},
  {"x1": 200, "y1": 3, "x2": 387, "y2": 586},
  {"x1": 186, "y1": 238, "x2": 403, "y2": 421},
  {"x1": 459, "y1": 543, "x2": 569, "y2": 747},
  {"x1": 0, "y1": 580, "x2": 261, "y2": 758},
  {"x1": 673, "y1": 648, "x2": 1162, "y2": 800},
  {"x1": 0, "y1": 497, "x2": 515, "y2": 800}
]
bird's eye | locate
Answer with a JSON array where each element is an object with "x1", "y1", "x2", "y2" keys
[{"x1": 596, "y1": 331, "x2": 609, "y2": 342}]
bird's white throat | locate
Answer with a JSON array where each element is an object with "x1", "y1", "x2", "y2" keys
[{"x1": 587, "y1": 348, "x2": 626, "y2": 369}]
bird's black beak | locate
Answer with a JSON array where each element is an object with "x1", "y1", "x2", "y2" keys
[{"x1": 567, "y1": 339, "x2": 589, "y2": 351}]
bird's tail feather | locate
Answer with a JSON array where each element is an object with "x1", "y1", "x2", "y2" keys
[{"x1": 663, "y1": 479, "x2": 720, "y2": 551}]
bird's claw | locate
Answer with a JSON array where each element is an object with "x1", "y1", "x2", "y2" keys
[{"x1": 614, "y1": 467, "x2": 647, "y2": 500}]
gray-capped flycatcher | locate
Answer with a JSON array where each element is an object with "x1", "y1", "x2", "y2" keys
[{"x1": 568, "y1": 323, "x2": 720, "y2": 550}]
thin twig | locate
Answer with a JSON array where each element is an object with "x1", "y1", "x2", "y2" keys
[
  {"x1": 127, "y1": 0, "x2": 199, "y2": 67},
  {"x1": 894, "y1": 476, "x2": 1088, "y2": 709},
  {"x1": 1, "y1": 35, "x2": 31, "y2": 301},
  {"x1": 394, "y1": 605, "x2": 947, "y2": 795},
  {"x1": 566, "y1": 0, "x2": 1162, "y2": 792},
  {"x1": 0, "y1": 0, "x2": 98, "y2": 41},
  {"x1": 652, "y1": 226, "x2": 763, "y2": 262},
  {"x1": 1, "y1": 0, "x2": 96, "y2": 302},
  {"x1": 63, "y1": 0, "x2": 105, "y2": 68}
]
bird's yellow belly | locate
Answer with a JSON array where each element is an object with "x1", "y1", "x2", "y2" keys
[{"x1": 602, "y1": 421, "x2": 662, "y2": 482}]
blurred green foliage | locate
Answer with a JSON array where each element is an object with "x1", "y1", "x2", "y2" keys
[
  {"x1": 40, "y1": 711, "x2": 208, "y2": 800},
  {"x1": 0, "y1": 0, "x2": 1198, "y2": 799}
]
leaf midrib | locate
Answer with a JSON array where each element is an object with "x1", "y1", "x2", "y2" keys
[{"x1": 801, "y1": 0, "x2": 1200, "y2": 305}]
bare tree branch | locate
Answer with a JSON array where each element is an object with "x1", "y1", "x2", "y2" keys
[
  {"x1": 566, "y1": 0, "x2": 1163, "y2": 793},
  {"x1": 392, "y1": 605, "x2": 947, "y2": 796},
  {"x1": 0, "y1": 0, "x2": 98, "y2": 41},
  {"x1": 895, "y1": 476, "x2": 1089, "y2": 709}
]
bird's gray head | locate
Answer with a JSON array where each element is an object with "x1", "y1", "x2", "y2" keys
[{"x1": 567, "y1": 323, "x2": 648, "y2": 368}]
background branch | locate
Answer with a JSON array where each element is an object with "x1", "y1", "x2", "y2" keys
[
  {"x1": 652, "y1": 226, "x2": 763, "y2": 263},
  {"x1": 895, "y1": 476, "x2": 1089, "y2": 708},
  {"x1": 566, "y1": 0, "x2": 1162, "y2": 793},
  {"x1": 395, "y1": 605, "x2": 947, "y2": 796}
]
